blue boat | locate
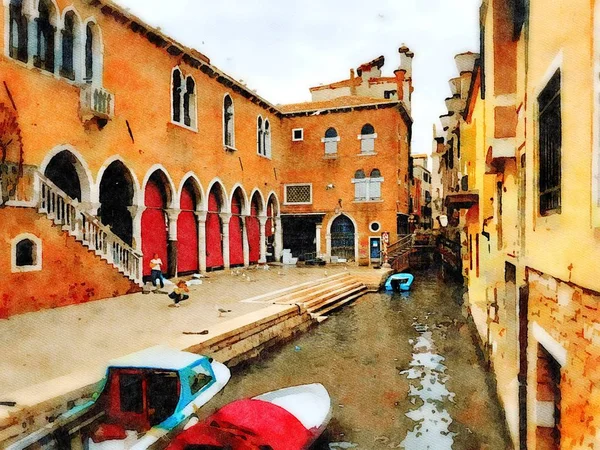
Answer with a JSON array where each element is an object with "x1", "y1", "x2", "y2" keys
[
  {"x1": 7, "y1": 346, "x2": 230, "y2": 450},
  {"x1": 384, "y1": 273, "x2": 414, "y2": 291}
]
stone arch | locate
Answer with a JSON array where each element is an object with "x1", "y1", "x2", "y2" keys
[
  {"x1": 229, "y1": 185, "x2": 247, "y2": 267},
  {"x1": 247, "y1": 189, "x2": 265, "y2": 264},
  {"x1": 205, "y1": 179, "x2": 227, "y2": 269},
  {"x1": 40, "y1": 145, "x2": 93, "y2": 203},
  {"x1": 327, "y1": 213, "x2": 358, "y2": 262},
  {"x1": 177, "y1": 174, "x2": 203, "y2": 274}
]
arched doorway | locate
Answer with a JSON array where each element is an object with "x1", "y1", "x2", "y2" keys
[
  {"x1": 44, "y1": 150, "x2": 84, "y2": 201},
  {"x1": 229, "y1": 188, "x2": 245, "y2": 267},
  {"x1": 330, "y1": 215, "x2": 356, "y2": 261},
  {"x1": 177, "y1": 179, "x2": 200, "y2": 274},
  {"x1": 99, "y1": 161, "x2": 134, "y2": 246},
  {"x1": 206, "y1": 184, "x2": 225, "y2": 270},
  {"x1": 142, "y1": 171, "x2": 170, "y2": 278},
  {"x1": 265, "y1": 195, "x2": 278, "y2": 262},
  {"x1": 247, "y1": 192, "x2": 262, "y2": 264}
]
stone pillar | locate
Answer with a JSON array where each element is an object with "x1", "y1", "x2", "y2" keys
[
  {"x1": 195, "y1": 211, "x2": 207, "y2": 273},
  {"x1": 166, "y1": 209, "x2": 180, "y2": 278},
  {"x1": 315, "y1": 223, "x2": 322, "y2": 258},
  {"x1": 325, "y1": 231, "x2": 332, "y2": 263},
  {"x1": 241, "y1": 215, "x2": 250, "y2": 267},
  {"x1": 127, "y1": 205, "x2": 142, "y2": 250},
  {"x1": 274, "y1": 217, "x2": 283, "y2": 262},
  {"x1": 258, "y1": 215, "x2": 268, "y2": 264},
  {"x1": 220, "y1": 213, "x2": 232, "y2": 269}
]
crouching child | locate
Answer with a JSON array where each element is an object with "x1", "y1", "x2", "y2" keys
[{"x1": 169, "y1": 280, "x2": 190, "y2": 307}]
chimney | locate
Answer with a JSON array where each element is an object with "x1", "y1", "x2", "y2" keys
[
  {"x1": 350, "y1": 68, "x2": 357, "y2": 95},
  {"x1": 397, "y1": 46, "x2": 414, "y2": 113}
]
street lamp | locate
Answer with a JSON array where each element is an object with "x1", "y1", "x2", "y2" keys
[{"x1": 437, "y1": 215, "x2": 448, "y2": 228}]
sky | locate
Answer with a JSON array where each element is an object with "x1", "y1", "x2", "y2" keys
[{"x1": 113, "y1": 0, "x2": 481, "y2": 155}]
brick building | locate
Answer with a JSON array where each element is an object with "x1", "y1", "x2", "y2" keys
[{"x1": 0, "y1": 0, "x2": 413, "y2": 318}]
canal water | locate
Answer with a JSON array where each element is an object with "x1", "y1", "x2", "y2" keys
[{"x1": 200, "y1": 271, "x2": 512, "y2": 450}]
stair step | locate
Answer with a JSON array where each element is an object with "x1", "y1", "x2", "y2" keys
[
  {"x1": 312, "y1": 290, "x2": 366, "y2": 317},
  {"x1": 273, "y1": 275, "x2": 356, "y2": 304},
  {"x1": 303, "y1": 282, "x2": 364, "y2": 311},
  {"x1": 305, "y1": 285, "x2": 366, "y2": 313}
]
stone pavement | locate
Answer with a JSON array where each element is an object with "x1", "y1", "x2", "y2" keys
[{"x1": 0, "y1": 264, "x2": 370, "y2": 398}]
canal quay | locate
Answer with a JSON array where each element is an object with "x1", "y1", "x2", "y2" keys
[{"x1": 0, "y1": 266, "x2": 512, "y2": 449}]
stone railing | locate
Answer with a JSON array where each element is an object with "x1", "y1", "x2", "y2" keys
[{"x1": 37, "y1": 173, "x2": 142, "y2": 284}]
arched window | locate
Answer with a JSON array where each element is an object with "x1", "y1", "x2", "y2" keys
[
  {"x1": 172, "y1": 68, "x2": 182, "y2": 123},
  {"x1": 84, "y1": 21, "x2": 102, "y2": 85},
  {"x1": 323, "y1": 127, "x2": 339, "y2": 155},
  {"x1": 264, "y1": 119, "x2": 271, "y2": 158},
  {"x1": 61, "y1": 11, "x2": 76, "y2": 80},
  {"x1": 257, "y1": 116, "x2": 263, "y2": 155},
  {"x1": 11, "y1": 234, "x2": 42, "y2": 272},
  {"x1": 352, "y1": 168, "x2": 383, "y2": 201},
  {"x1": 223, "y1": 95, "x2": 234, "y2": 148},
  {"x1": 35, "y1": 0, "x2": 56, "y2": 73},
  {"x1": 359, "y1": 123, "x2": 377, "y2": 154},
  {"x1": 9, "y1": 0, "x2": 28, "y2": 63},
  {"x1": 183, "y1": 76, "x2": 196, "y2": 128}
]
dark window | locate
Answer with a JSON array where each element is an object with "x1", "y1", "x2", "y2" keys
[
  {"x1": 35, "y1": 0, "x2": 56, "y2": 72},
  {"x1": 183, "y1": 76, "x2": 195, "y2": 127},
  {"x1": 257, "y1": 117, "x2": 263, "y2": 154},
  {"x1": 292, "y1": 129, "x2": 303, "y2": 141},
  {"x1": 9, "y1": 0, "x2": 28, "y2": 63},
  {"x1": 61, "y1": 12, "x2": 75, "y2": 80},
  {"x1": 384, "y1": 90, "x2": 397, "y2": 99},
  {"x1": 264, "y1": 120, "x2": 270, "y2": 156},
  {"x1": 172, "y1": 69, "x2": 182, "y2": 123},
  {"x1": 511, "y1": 0, "x2": 529, "y2": 39},
  {"x1": 189, "y1": 371, "x2": 212, "y2": 395},
  {"x1": 361, "y1": 123, "x2": 375, "y2": 135},
  {"x1": 370, "y1": 168, "x2": 381, "y2": 178},
  {"x1": 85, "y1": 23, "x2": 94, "y2": 82},
  {"x1": 354, "y1": 169, "x2": 366, "y2": 179},
  {"x1": 538, "y1": 70, "x2": 561, "y2": 215},
  {"x1": 223, "y1": 95, "x2": 234, "y2": 147},
  {"x1": 448, "y1": 139, "x2": 454, "y2": 169},
  {"x1": 325, "y1": 127, "x2": 338, "y2": 138},
  {"x1": 147, "y1": 371, "x2": 179, "y2": 426},
  {"x1": 15, "y1": 239, "x2": 35, "y2": 266},
  {"x1": 119, "y1": 373, "x2": 143, "y2": 413}
]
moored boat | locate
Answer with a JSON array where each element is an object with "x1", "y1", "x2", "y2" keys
[
  {"x1": 384, "y1": 273, "x2": 414, "y2": 291},
  {"x1": 166, "y1": 383, "x2": 332, "y2": 450},
  {"x1": 7, "y1": 346, "x2": 230, "y2": 450}
]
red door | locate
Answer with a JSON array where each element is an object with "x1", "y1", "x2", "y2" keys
[
  {"x1": 206, "y1": 191, "x2": 224, "y2": 269},
  {"x1": 142, "y1": 179, "x2": 168, "y2": 277},
  {"x1": 229, "y1": 194, "x2": 244, "y2": 266},
  {"x1": 177, "y1": 185, "x2": 199, "y2": 273},
  {"x1": 247, "y1": 198, "x2": 260, "y2": 263}
]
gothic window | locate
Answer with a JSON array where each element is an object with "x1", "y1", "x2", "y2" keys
[
  {"x1": 264, "y1": 119, "x2": 271, "y2": 158},
  {"x1": 257, "y1": 116, "x2": 263, "y2": 155},
  {"x1": 35, "y1": 0, "x2": 56, "y2": 73},
  {"x1": 353, "y1": 168, "x2": 383, "y2": 201},
  {"x1": 85, "y1": 22, "x2": 94, "y2": 82},
  {"x1": 172, "y1": 68, "x2": 182, "y2": 123},
  {"x1": 183, "y1": 76, "x2": 196, "y2": 128},
  {"x1": 61, "y1": 11, "x2": 76, "y2": 80},
  {"x1": 223, "y1": 95, "x2": 234, "y2": 148},
  {"x1": 9, "y1": 0, "x2": 28, "y2": 63}
]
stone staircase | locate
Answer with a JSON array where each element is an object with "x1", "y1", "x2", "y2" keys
[
  {"x1": 37, "y1": 172, "x2": 143, "y2": 285},
  {"x1": 386, "y1": 234, "x2": 414, "y2": 272},
  {"x1": 242, "y1": 272, "x2": 370, "y2": 321}
]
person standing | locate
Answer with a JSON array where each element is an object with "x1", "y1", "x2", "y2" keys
[{"x1": 150, "y1": 253, "x2": 165, "y2": 290}]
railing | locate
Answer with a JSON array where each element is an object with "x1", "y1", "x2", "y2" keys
[
  {"x1": 386, "y1": 234, "x2": 414, "y2": 271},
  {"x1": 37, "y1": 173, "x2": 142, "y2": 284},
  {"x1": 80, "y1": 84, "x2": 114, "y2": 119}
]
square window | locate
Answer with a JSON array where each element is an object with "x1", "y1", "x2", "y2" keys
[{"x1": 292, "y1": 128, "x2": 304, "y2": 141}]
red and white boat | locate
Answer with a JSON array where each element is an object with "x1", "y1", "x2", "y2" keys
[{"x1": 166, "y1": 383, "x2": 332, "y2": 450}]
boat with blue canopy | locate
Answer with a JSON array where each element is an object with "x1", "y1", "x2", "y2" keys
[{"x1": 384, "y1": 273, "x2": 414, "y2": 292}]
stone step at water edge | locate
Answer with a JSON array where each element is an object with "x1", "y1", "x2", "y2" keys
[
  {"x1": 309, "y1": 290, "x2": 367, "y2": 317},
  {"x1": 241, "y1": 273, "x2": 351, "y2": 304},
  {"x1": 274, "y1": 278, "x2": 361, "y2": 305},
  {"x1": 300, "y1": 282, "x2": 365, "y2": 310},
  {"x1": 304, "y1": 284, "x2": 367, "y2": 313}
]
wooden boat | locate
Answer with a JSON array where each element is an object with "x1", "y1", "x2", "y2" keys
[
  {"x1": 6, "y1": 346, "x2": 230, "y2": 450},
  {"x1": 166, "y1": 383, "x2": 332, "y2": 450},
  {"x1": 384, "y1": 273, "x2": 414, "y2": 291}
]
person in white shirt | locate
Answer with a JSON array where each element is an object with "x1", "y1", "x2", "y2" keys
[{"x1": 150, "y1": 253, "x2": 165, "y2": 289}]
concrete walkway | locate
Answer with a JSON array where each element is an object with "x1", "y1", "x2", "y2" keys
[{"x1": 0, "y1": 264, "x2": 375, "y2": 398}]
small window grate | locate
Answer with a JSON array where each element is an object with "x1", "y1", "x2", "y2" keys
[{"x1": 285, "y1": 184, "x2": 311, "y2": 204}]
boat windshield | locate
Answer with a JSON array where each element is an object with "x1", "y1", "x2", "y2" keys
[{"x1": 147, "y1": 371, "x2": 180, "y2": 426}]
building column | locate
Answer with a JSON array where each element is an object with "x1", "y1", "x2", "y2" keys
[
  {"x1": 315, "y1": 223, "x2": 322, "y2": 257},
  {"x1": 258, "y1": 215, "x2": 268, "y2": 264},
  {"x1": 195, "y1": 211, "x2": 207, "y2": 273},
  {"x1": 166, "y1": 209, "x2": 180, "y2": 278},
  {"x1": 127, "y1": 205, "x2": 142, "y2": 251},
  {"x1": 241, "y1": 215, "x2": 250, "y2": 267},
  {"x1": 220, "y1": 213, "x2": 231, "y2": 269},
  {"x1": 274, "y1": 216, "x2": 283, "y2": 262},
  {"x1": 325, "y1": 230, "x2": 332, "y2": 263}
]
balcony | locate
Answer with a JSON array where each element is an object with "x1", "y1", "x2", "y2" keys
[{"x1": 80, "y1": 84, "x2": 114, "y2": 121}]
